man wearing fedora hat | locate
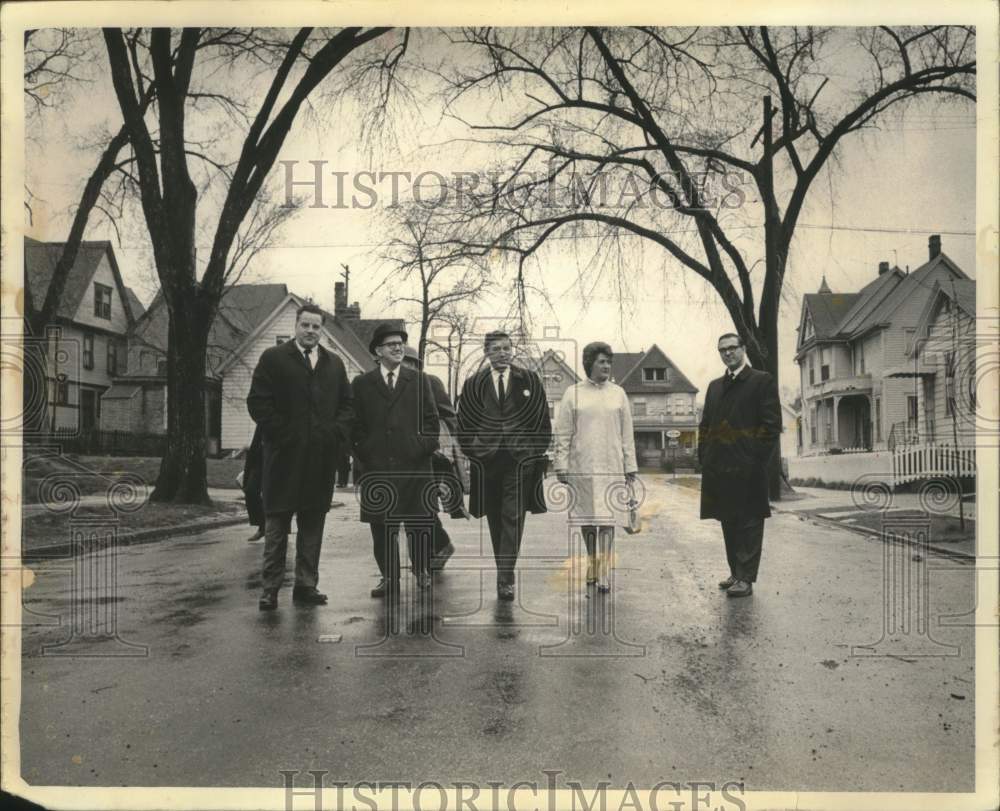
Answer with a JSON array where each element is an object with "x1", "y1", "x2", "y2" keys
[{"x1": 352, "y1": 324, "x2": 441, "y2": 597}]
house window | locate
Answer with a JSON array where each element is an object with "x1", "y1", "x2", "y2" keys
[
  {"x1": 117, "y1": 341, "x2": 127, "y2": 374},
  {"x1": 809, "y1": 354, "x2": 815, "y2": 385},
  {"x1": 94, "y1": 283, "x2": 112, "y2": 320},
  {"x1": 643, "y1": 368, "x2": 666, "y2": 382},
  {"x1": 904, "y1": 328, "x2": 916, "y2": 354},
  {"x1": 857, "y1": 342, "x2": 865, "y2": 375},
  {"x1": 906, "y1": 395, "x2": 918, "y2": 433},
  {"x1": 275, "y1": 335, "x2": 290, "y2": 345},
  {"x1": 820, "y1": 347, "x2": 831, "y2": 382},
  {"x1": 55, "y1": 378, "x2": 70, "y2": 405},
  {"x1": 810, "y1": 406, "x2": 817, "y2": 444},
  {"x1": 82, "y1": 334, "x2": 94, "y2": 370},
  {"x1": 632, "y1": 399, "x2": 647, "y2": 417},
  {"x1": 107, "y1": 339, "x2": 118, "y2": 375}
]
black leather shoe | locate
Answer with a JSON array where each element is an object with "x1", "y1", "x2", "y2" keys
[
  {"x1": 497, "y1": 584, "x2": 515, "y2": 601},
  {"x1": 258, "y1": 590, "x2": 278, "y2": 611},
  {"x1": 370, "y1": 578, "x2": 399, "y2": 598},
  {"x1": 726, "y1": 580, "x2": 753, "y2": 598},
  {"x1": 416, "y1": 573, "x2": 432, "y2": 590},
  {"x1": 292, "y1": 587, "x2": 328, "y2": 605},
  {"x1": 718, "y1": 575, "x2": 737, "y2": 590},
  {"x1": 430, "y1": 543, "x2": 455, "y2": 571}
]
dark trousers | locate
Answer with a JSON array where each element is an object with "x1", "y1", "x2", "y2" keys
[
  {"x1": 370, "y1": 521, "x2": 433, "y2": 581},
  {"x1": 721, "y1": 517, "x2": 765, "y2": 582},
  {"x1": 261, "y1": 509, "x2": 327, "y2": 592},
  {"x1": 483, "y1": 451, "x2": 527, "y2": 586},
  {"x1": 432, "y1": 514, "x2": 451, "y2": 555},
  {"x1": 245, "y1": 489, "x2": 264, "y2": 530}
]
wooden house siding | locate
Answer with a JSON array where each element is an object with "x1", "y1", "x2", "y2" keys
[
  {"x1": 220, "y1": 301, "x2": 367, "y2": 450},
  {"x1": 69, "y1": 254, "x2": 131, "y2": 335}
]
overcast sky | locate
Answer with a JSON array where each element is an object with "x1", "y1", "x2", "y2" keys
[{"x1": 24, "y1": 26, "x2": 977, "y2": 401}]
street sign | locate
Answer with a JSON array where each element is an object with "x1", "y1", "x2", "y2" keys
[{"x1": 666, "y1": 429, "x2": 681, "y2": 438}]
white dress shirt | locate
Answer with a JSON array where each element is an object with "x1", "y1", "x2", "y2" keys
[
  {"x1": 490, "y1": 366, "x2": 509, "y2": 400},
  {"x1": 295, "y1": 340, "x2": 317, "y2": 369},
  {"x1": 381, "y1": 363, "x2": 400, "y2": 388}
]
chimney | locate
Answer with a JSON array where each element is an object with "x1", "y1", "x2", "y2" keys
[
  {"x1": 334, "y1": 282, "x2": 347, "y2": 315},
  {"x1": 878, "y1": 261, "x2": 889, "y2": 276},
  {"x1": 928, "y1": 234, "x2": 941, "y2": 260}
]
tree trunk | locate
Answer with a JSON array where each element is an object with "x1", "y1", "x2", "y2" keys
[
  {"x1": 149, "y1": 303, "x2": 211, "y2": 504},
  {"x1": 21, "y1": 322, "x2": 50, "y2": 438}
]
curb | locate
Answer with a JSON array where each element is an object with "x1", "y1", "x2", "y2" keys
[
  {"x1": 772, "y1": 504, "x2": 975, "y2": 562},
  {"x1": 22, "y1": 515, "x2": 248, "y2": 562}
]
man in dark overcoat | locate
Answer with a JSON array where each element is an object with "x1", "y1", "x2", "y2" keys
[
  {"x1": 698, "y1": 332, "x2": 781, "y2": 598},
  {"x1": 457, "y1": 331, "x2": 552, "y2": 601},
  {"x1": 352, "y1": 325, "x2": 440, "y2": 598},
  {"x1": 246, "y1": 303, "x2": 354, "y2": 611}
]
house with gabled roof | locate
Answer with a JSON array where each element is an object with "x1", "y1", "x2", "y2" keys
[
  {"x1": 886, "y1": 278, "x2": 978, "y2": 485},
  {"x1": 791, "y1": 234, "x2": 974, "y2": 486},
  {"x1": 24, "y1": 236, "x2": 143, "y2": 433},
  {"x1": 609, "y1": 344, "x2": 700, "y2": 465},
  {"x1": 103, "y1": 283, "x2": 399, "y2": 453}
]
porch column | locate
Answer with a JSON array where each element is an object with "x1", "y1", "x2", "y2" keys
[{"x1": 832, "y1": 396, "x2": 841, "y2": 445}]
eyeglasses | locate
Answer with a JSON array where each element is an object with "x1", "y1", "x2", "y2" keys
[
  {"x1": 380, "y1": 341, "x2": 405, "y2": 349},
  {"x1": 718, "y1": 345, "x2": 742, "y2": 354}
]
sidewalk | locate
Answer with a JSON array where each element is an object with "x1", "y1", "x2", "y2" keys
[
  {"x1": 21, "y1": 486, "x2": 242, "y2": 518},
  {"x1": 772, "y1": 485, "x2": 976, "y2": 561}
]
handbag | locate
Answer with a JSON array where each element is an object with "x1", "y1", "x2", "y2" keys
[{"x1": 623, "y1": 479, "x2": 641, "y2": 535}]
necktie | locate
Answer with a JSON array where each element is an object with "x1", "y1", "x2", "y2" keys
[
  {"x1": 304, "y1": 347, "x2": 314, "y2": 369},
  {"x1": 387, "y1": 370, "x2": 395, "y2": 390},
  {"x1": 497, "y1": 371, "x2": 506, "y2": 403}
]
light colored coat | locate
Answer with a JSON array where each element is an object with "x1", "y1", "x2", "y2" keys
[{"x1": 553, "y1": 380, "x2": 638, "y2": 525}]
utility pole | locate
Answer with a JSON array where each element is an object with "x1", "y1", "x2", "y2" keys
[{"x1": 340, "y1": 263, "x2": 350, "y2": 302}]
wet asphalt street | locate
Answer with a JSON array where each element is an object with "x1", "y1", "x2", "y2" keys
[{"x1": 17, "y1": 477, "x2": 976, "y2": 791}]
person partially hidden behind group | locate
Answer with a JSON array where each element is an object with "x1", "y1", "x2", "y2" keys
[{"x1": 553, "y1": 342, "x2": 638, "y2": 593}]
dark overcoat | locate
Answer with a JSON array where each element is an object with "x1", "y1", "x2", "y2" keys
[
  {"x1": 246, "y1": 340, "x2": 353, "y2": 514},
  {"x1": 698, "y1": 366, "x2": 781, "y2": 522},
  {"x1": 456, "y1": 364, "x2": 552, "y2": 518},
  {"x1": 351, "y1": 366, "x2": 440, "y2": 523}
]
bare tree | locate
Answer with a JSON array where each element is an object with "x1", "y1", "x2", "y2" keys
[
  {"x1": 429, "y1": 25, "x2": 975, "y2": 496},
  {"x1": 102, "y1": 26, "x2": 405, "y2": 503},
  {"x1": 377, "y1": 203, "x2": 492, "y2": 363}
]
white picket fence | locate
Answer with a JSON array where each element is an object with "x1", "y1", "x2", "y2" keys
[{"x1": 892, "y1": 443, "x2": 976, "y2": 486}]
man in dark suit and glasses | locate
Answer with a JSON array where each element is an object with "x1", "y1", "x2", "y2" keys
[
  {"x1": 457, "y1": 331, "x2": 552, "y2": 601},
  {"x1": 698, "y1": 332, "x2": 781, "y2": 598},
  {"x1": 247, "y1": 303, "x2": 354, "y2": 611},
  {"x1": 352, "y1": 325, "x2": 440, "y2": 598}
]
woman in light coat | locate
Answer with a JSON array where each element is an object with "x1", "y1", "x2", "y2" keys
[{"x1": 553, "y1": 342, "x2": 638, "y2": 592}]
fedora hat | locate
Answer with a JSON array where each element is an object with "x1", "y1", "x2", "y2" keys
[{"x1": 369, "y1": 323, "x2": 408, "y2": 355}]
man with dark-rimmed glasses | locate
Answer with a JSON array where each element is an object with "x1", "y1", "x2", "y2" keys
[{"x1": 698, "y1": 333, "x2": 781, "y2": 598}]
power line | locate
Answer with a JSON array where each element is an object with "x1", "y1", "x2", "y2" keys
[{"x1": 96, "y1": 221, "x2": 975, "y2": 251}]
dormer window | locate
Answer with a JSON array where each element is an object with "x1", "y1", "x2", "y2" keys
[
  {"x1": 94, "y1": 283, "x2": 112, "y2": 320},
  {"x1": 643, "y1": 367, "x2": 668, "y2": 383}
]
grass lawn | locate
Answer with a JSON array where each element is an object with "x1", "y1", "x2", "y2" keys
[
  {"x1": 817, "y1": 508, "x2": 974, "y2": 543},
  {"x1": 22, "y1": 454, "x2": 246, "y2": 503},
  {"x1": 22, "y1": 500, "x2": 246, "y2": 550}
]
